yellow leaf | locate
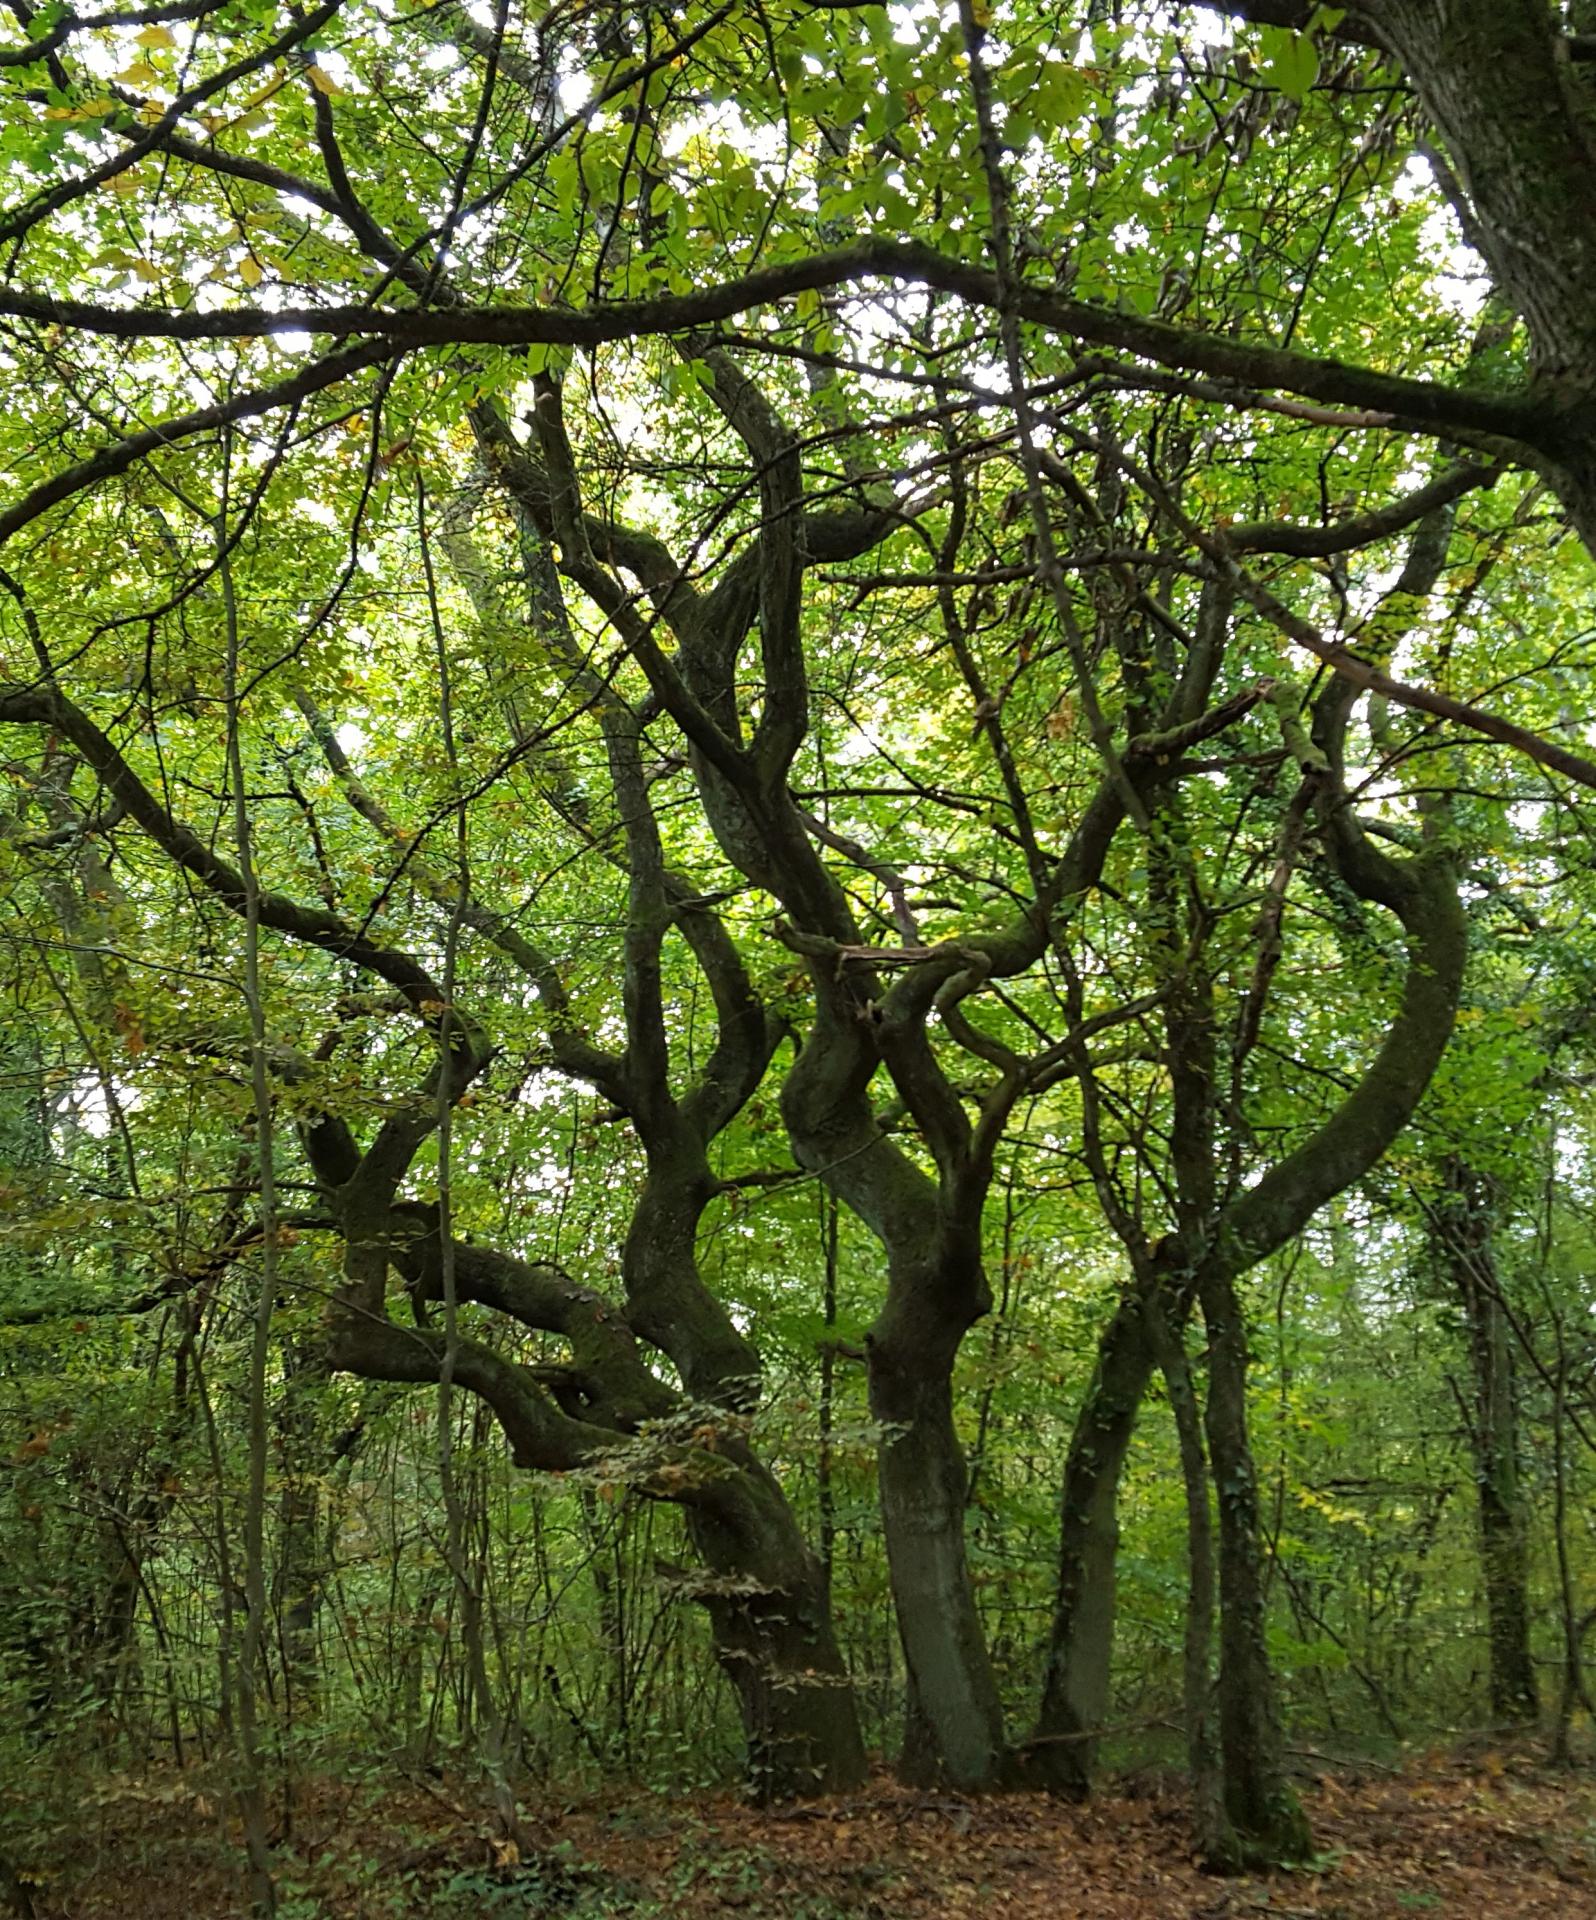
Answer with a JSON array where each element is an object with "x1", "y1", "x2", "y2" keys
[
  {"x1": 239, "y1": 254, "x2": 263, "y2": 288},
  {"x1": 239, "y1": 70, "x2": 286, "y2": 112},
  {"x1": 117, "y1": 59, "x2": 160, "y2": 87},
  {"x1": 136, "y1": 23, "x2": 176, "y2": 47},
  {"x1": 305, "y1": 64, "x2": 343, "y2": 96},
  {"x1": 132, "y1": 258, "x2": 161, "y2": 283}
]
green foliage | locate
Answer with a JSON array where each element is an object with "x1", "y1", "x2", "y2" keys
[{"x1": 0, "y1": 0, "x2": 1594, "y2": 1899}]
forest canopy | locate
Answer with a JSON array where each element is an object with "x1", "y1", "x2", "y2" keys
[{"x1": 4, "y1": 0, "x2": 1596, "y2": 1907}]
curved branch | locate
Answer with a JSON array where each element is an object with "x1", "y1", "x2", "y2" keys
[
  {"x1": 0, "y1": 680, "x2": 451, "y2": 1008},
  {"x1": 1226, "y1": 461, "x2": 1501, "y2": 557},
  {"x1": 0, "y1": 0, "x2": 346, "y2": 249},
  {"x1": 0, "y1": 241, "x2": 1543, "y2": 452},
  {"x1": 294, "y1": 688, "x2": 624, "y2": 1096},
  {"x1": 0, "y1": 340, "x2": 391, "y2": 550},
  {"x1": 395, "y1": 1212, "x2": 675, "y2": 1430},
  {"x1": 326, "y1": 1313, "x2": 614, "y2": 1473},
  {"x1": 685, "y1": 343, "x2": 808, "y2": 780},
  {"x1": 1216, "y1": 836, "x2": 1467, "y2": 1274},
  {"x1": 0, "y1": 0, "x2": 231, "y2": 70}
]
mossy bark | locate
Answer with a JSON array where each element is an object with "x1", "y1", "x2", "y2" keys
[{"x1": 1028, "y1": 1286, "x2": 1156, "y2": 1795}]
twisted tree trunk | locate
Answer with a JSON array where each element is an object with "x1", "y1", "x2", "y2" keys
[
  {"x1": 868, "y1": 1256, "x2": 1007, "y2": 1789},
  {"x1": 1028, "y1": 1284, "x2": 1156, "y2": 1794}
]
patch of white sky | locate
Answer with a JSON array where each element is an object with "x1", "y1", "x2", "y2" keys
[{"x1": 69, "y1": 1075, "x2": 139, "y2": 1139}]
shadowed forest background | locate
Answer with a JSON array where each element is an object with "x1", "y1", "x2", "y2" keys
[{"x1": 4, "y1": 0, "x2": 1596, "y2": 1912}]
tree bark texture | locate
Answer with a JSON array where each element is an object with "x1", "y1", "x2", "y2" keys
[
  {"x1": 1438, "y1": 1161, "x2": 1540, "y2": 1726},
  {"x1": 1028, "y1": 1284, "x2": 1156, "y2": 1794},
  {"x1": 869, "y1": 1274, "x2": 1008, "y2": 1789},
  {"x1": 1201, "y1": 1263, "x2": 1313, "y2": 1864}
]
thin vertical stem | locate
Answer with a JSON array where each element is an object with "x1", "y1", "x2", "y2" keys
[
  {"x1": 818, "y1": 1183, "x2": 839, "y2": 1593},
  {"x1": 219, "y1": 447, "x2": 279, "y2": 1916},
  {"x1": 418, "y1": 474, "x2": 519, "y2": 1832}
]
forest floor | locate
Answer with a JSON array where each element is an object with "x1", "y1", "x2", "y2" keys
[{"x1": 11, "y1": 1745, "x2": 1596, "y2": 1919}]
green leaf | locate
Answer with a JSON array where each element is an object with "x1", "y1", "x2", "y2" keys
[
  {"x1": 1259, "y1": 26, "x2": 1320, "y2": 102},
  {"x1": 1032, "y1": 60, "x2": 1088, "y2": 130}
]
